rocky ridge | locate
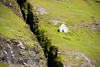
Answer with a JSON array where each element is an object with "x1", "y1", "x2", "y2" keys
[
  {"x1": 0, "y1": 0, "x2": 23, "y2": 19},
  {"x1": 0, "y1": 0, "x2": 47, "y2": 67},
  {"x1": 0, "y1": 35, "x2": 47, "y2": 67}
]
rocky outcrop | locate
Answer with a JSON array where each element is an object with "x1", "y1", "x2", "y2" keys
[
  {"x1": 61, "y1": 51, "x2": 99, "y2": 67},
  {"x1": 34, "y1": 6, "x2": 47, "y2": 15},
  {"x1": 0, "y1": 0, "x2": 23, "y2": 19},
  {"x1": 0, "y1": 35, "x2": 47, "y2": 67},
  {"x1": 0, "y1": 0, "x2": 48, "y2": 66},
  {"x1": 48, "y1": 20, "x2": 66, "y2": 25}
]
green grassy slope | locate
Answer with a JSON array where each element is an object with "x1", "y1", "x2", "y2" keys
[
  {"x1": 29, "y1": 0, "x2": 100, "y2": 65},
  {"x1": 0, "y1": 3, "x2": 36, "y2": 47}
]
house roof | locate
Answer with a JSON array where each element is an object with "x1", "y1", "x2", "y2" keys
[{"x1": 59, "y1": 23, "x2": 67, "y2": 29}]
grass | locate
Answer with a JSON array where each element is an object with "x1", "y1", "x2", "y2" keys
[
  {"x1": 28, "y1": 0, "x2": 100, "y2": 65},
  {"x1": 0, "y1": 62, "x2": 9, "y2": 67},
  {"x1": 0, "y1": 3, "x2": 35, "y2": 47},
  {"x1": 0, "y1": 0, "x2": 100, "y2": 66}
]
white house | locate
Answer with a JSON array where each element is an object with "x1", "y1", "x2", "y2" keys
[{"x1": 58, "y1": 24, "x2": 68, "y2": 33}]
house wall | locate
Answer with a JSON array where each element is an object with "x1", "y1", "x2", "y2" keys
[{"x1": 59, "y1": 28, "x2": 68, "y2": 33}]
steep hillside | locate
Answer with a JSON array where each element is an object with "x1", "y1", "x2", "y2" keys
[
  {"x1": 0, "y1": 1, "x2": 47, "y2": 67},
  {"x1": 28, "y1": 0, "x2": 100, "y2": 66},
  {"x1": 0, "y1": 0, "x2": 100, "y2": 67}
]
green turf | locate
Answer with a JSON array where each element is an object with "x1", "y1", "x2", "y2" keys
[
  {"x1": 0, "y1": 62, "x2": 9, "y2": 67},
  {"x1": 29, "y1": 0, "x2": 100, "y2": 64},
  {"x1": 0, "y1": 0, "x2": 100, "y2": 66}
]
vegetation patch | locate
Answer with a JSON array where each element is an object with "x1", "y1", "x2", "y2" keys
[
  {"x1": 33, "y1": 24, "x2": 63, "y2": 67},
  {"x1": 0, "y1": 62, "x2": 9, "y2": 67}
]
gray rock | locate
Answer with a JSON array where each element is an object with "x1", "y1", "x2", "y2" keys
[
  {"x1": 0, "y1": 0, "x2": 23, "y2": 18},
  {"x1": 63, "y1": 51, "x2": 98, "y2": 67},
  {"x1": 96, "y1": 19, "x2": 100, "y2": 22},
  {"x1": 69, "y1": 15, "x2": 75, "y2": 17},
  {"x1": 36, "y1": 6, "x2": 47, "y2": 15},
  {"x1": 34, "y1": 6, "x2": 37, "y2": 10},
  {"x1": 0, "y1": 35, "x2": 47, "y2": 67},
  {"x1": 68, "y1": 26, "x2": 72, "y2": 29},
  {"x1": 49, "y1": 20, "x2": 66, "y2": 25}
]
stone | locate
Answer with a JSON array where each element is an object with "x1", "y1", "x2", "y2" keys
[
  {"x1": 75, "y1": 56, "x2": 78, "y2": 60},
  {"x1": 20, "y1": 46, "x2": 25, "y2": 49},
  {"x1": 49, "y1": 20, "x2": 66, "y2": 25},
  {"x1": 23, "y1": 62, "x2": 29, "y2": 67},
  {"x1": 4, "y1": 0, "x2": 5, "y2": 2},
  {"x1": 0, "y1": 35, "x2": 47, "y2": 67},
  {"x1": 6, "y1": 39, "x2": 11, "y2": 44},
  {"x1": 17, "y1": 41, "x2": 23, "y2": 46},
  {"x1": 36, "y1": 6, "x2": 47, "y2": 15},
  {"x1": 34, "y1": 6, "x2": 36, "y2": 10},
  {"x1": 12, "y1": 40, "x2": 19, "y2": 45},
  {"x1": 69, "y1": 15, "x2": 75, "y2": 16},
  {"x1": 68, "y1": 26, "x2": 72, "y2": 29}
]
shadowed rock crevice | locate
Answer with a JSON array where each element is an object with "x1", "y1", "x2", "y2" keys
[
  {"x1": 17, "y1": 0, "x2": 63, "y2": 67},
  {"x1": 33, "y1": 24, "x2": 63, "y2": 67},
  {"x1": 17, "y1": 0, "x2": 34, "y2": 32}
]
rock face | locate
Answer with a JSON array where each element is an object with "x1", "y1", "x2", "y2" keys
[
  {"x1": 49, "y1": 20, "x2": 66, "y2": 25},
  {"x1": 0, "y1": 0, "x2": 47, "y2": 67},
  {"x1": 0, "y1": 0, "x2": 23, "y2": 19},
  {"x1": 34, "y1": 6, "x2": 47, "y2": 15},
  {"x1": 0, "y1": 35, "x2": 47, "y2": 67},
  {"x1": 62, "y1": 51, "x2": 99, "y2": 67}
]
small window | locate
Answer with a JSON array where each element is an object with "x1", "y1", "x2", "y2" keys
[{"x1": 62, "y1": 30, "x2": 64, "y2": 32}]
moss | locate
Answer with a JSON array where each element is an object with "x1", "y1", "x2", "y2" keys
[
  {"x1": 18, "y1": 66, "x2": 24, "y2": 67},
  {"x1": 22, "y1": 7, "x2": 28, "y2": 14},
  {"x1": 40, "y1": 59, "x2": 45, "y2": 63},
  {"x1": 0, "y1": 62, "x2": 9, "y2": 67},
  {"x1": 26, "y1": 41, "x2": 35, "y2": 47},
  {"x1": 21, "y1": 50, "x2": 29, "y2": 56}
]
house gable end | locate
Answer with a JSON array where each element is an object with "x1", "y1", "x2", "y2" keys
[{"x1": 58, "y1": 24, "x2": 68, "y2": 33}]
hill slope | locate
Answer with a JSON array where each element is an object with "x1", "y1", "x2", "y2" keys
[
  {"x1": 0, "y1": 2, "x2": 47, "y2": 67},
  {"x1": 29, "y1": 0, "x2": 100, "y2": 66}
]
